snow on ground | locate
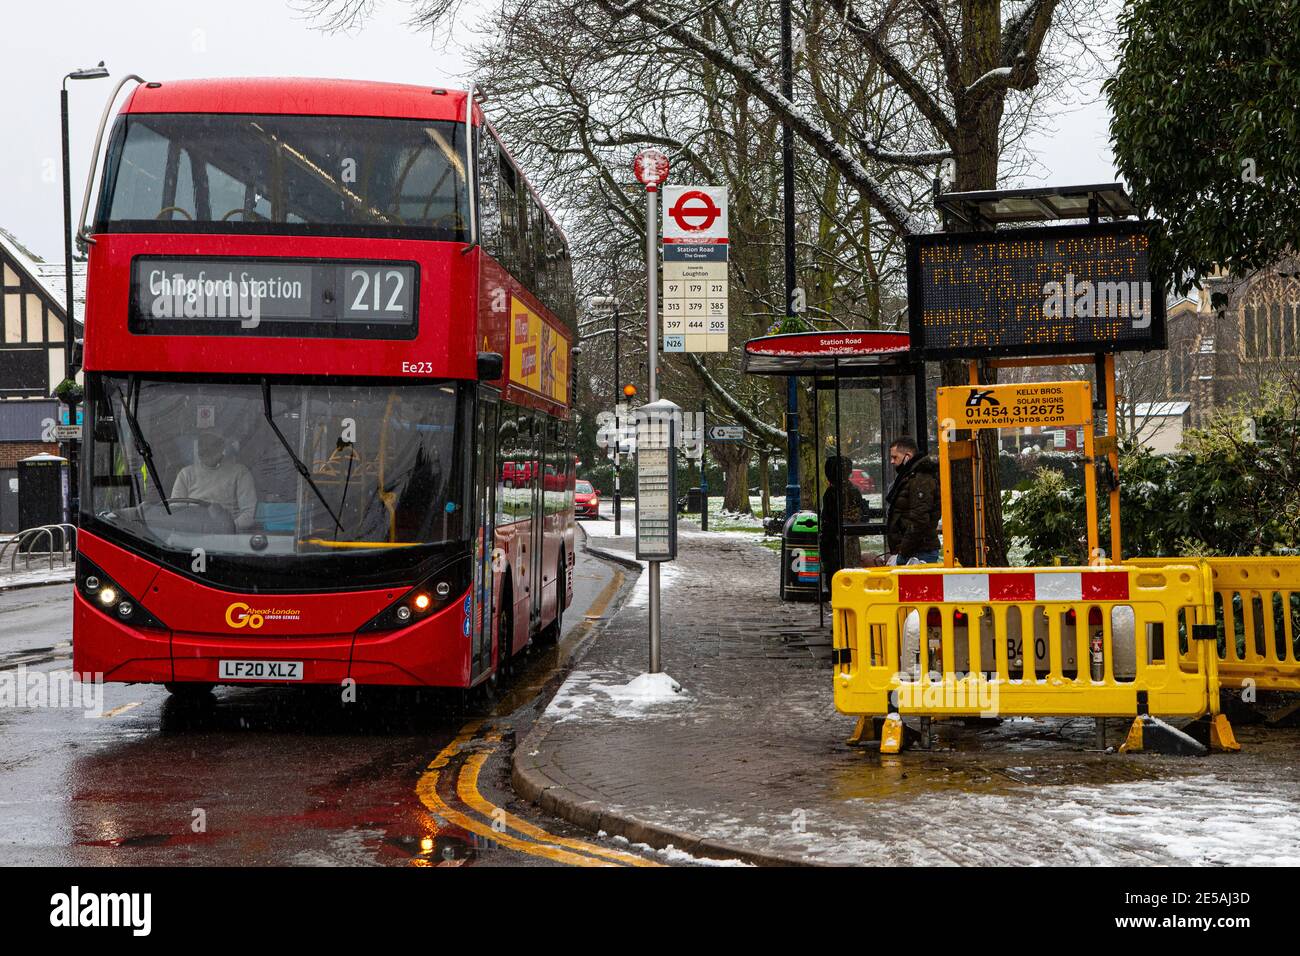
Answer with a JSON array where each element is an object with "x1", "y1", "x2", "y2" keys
[
  {"x1": 543, "y1": 669, "x2": 690, "y2": 723},
  {"x1": 597, "y1": 831, "x2": 753, "y2": 867},
  {"x1": 640, "y1": 769, "x2": 1300, "y2": 866},
  {"x1": 623, "y1": 559, "x2": 686, "y2": 609},
  {"x1": 589, "y1": 672, "x2": 683, "y2": 703},
  {"x1": 0, "y1": 566, "x2": 74, "y2": 590}
]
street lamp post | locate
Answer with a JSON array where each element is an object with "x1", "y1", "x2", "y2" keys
[
  {"x1": 591, "y1": 295, "x2": 624, "y2": 535},
  {"x1": 780, "y1": 0, "x2": 800, "y2": 521},
  {"x1": 612, "y1": 299, "x2": 622, "y2": 535},
  {"x1": 60, "y1": 61, "x2": 110, "y2": 521}
]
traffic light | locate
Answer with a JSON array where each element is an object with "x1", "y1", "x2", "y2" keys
[{"x1": 623, "y1": 384, "x2": 637, "y2": 398}]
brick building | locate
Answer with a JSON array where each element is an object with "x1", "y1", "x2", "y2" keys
[{"x1": 1163, "y1": 260, "x2": 1300, "y2": 428}]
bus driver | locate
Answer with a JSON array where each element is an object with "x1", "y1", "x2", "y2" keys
[{"x1": 171, "y1": 431, "x2": 258, "y2": 531}]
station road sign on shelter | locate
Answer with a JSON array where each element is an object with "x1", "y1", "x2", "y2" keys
[{"x1": 662, "y1": 186, "x2": 728, "y2": 354}]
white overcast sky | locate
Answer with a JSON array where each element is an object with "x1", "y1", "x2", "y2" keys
[{"x1": 0, "y1": 0, "x2": 1116, "y2": 263}]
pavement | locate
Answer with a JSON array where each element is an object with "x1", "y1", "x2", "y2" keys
[{"x1": 516, "y1": 503, "x2": 1300, "y2": 866}]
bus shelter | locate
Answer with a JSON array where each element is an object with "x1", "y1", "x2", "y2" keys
[{"x1": 742, "y1": 330, "x2": 928, "y2": 621}]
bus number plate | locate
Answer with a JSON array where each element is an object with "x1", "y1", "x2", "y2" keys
[{"x1": 218, "y1": 660, "x2": 304, "y2": 681}]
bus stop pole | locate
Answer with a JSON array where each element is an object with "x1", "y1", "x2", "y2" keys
[
  {"x1": 612, "y1": 300, "x2": 621, "y2": 536},
  {"x1": 646, "y1": 183, "x2": 662, "y2": 674},
  {"x1": 813, "y1": 374, "x2": 823, "y2": 627},
  {"x1": 699, "y1": 400, "x2": 708, "y2": 532}
]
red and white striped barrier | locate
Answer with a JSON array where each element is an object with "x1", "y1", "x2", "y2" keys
[{"x1": 895, "y1": 570, "x2": 1130, "y2": 604}]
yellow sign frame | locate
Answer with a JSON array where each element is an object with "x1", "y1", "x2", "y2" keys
[{"x1": 938, "y1": 380, "x2": 1100, "y2": 567}]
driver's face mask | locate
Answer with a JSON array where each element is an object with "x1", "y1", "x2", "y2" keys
[{"x1": 197, "y1": 435, "x2": 226, "y2": 468}]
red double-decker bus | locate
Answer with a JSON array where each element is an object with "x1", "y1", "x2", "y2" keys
[{"x1": 72, "y1": 77, "x2": 576, "y2": 695}]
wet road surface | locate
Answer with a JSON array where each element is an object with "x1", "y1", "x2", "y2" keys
[{"x1": 0, "y1": 529, "x2": 656, "y2": 866}]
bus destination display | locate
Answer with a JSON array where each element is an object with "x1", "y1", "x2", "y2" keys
[
  {"x1": 906, "y1": 222, "x2": 1165, "y2": 359},
  {"x1": 130, "y1": 257, "x2": 418, "y2": 339}
]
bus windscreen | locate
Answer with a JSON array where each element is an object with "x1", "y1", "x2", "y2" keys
[
  {"x1": 98, "y1": 114, "x2": 470, "y2": 241},
  {"x1": 87, "y1": 375, "x2": 467, "y2": 589}
]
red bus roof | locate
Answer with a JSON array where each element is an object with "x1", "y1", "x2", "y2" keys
[{"x1": 122, "y1": 77, "x2": 470, "y2": 122}]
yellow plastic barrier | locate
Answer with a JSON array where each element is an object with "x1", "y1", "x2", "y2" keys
[
  {"x1": 832, "y1": 563, "x2": 1222, "y2": 724},
  {"x1": 1130, "y1": 556, "x2": 1300, "y2": 692}
]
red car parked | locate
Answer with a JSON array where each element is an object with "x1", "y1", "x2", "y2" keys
[{"x1": 574, "y1": 480, "x2": 601, "y2": 518}]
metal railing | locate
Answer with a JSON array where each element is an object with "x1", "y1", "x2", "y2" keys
[{"x1": 0, "y1": 523, "x2": 78, "y2": 575}]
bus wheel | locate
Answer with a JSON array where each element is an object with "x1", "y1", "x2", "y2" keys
[{"x1": 537, "y1": 559, "x2": 564, "y2": 647}]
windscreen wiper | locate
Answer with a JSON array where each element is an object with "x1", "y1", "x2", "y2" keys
[
  {"x1": 260, "y1": 379, "x2": 344, "y2": 536},
  {"x1": 115, "y1": 380, "x2": 171, "y2": 515}
]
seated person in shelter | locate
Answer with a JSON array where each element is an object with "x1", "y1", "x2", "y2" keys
[
  {"x1": 171, "y1": 431, "x2": 258, "y2": 531},
  {"x1": 820, "y1": 455, "x2": 866, "y2": 592}
]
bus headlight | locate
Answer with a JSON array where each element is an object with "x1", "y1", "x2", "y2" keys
[
  {"x1": 357, "y1": 555, "x2": 471, "y2": 634},
  {"x1": 77, "y1": 556, "x2": 168, "y2": 630}
]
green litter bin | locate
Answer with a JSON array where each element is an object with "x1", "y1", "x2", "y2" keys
[{"x1": 780, "y1": 510, "x2": 821, "y2": 602}]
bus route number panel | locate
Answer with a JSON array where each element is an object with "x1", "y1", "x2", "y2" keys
[
  {"x1": 905, "y1": 221, "x2": 1166, "y2": 360},
  {"x1": 636, "y1": 446, "x2": 677, "y2": 561},
  {"x1": 937, "y1": 380, "x2": 1093, "y2": 431},
  {"x1": 662, "y1": 243, "x2": 728, "y2": 354},
  {"x1": 129, "y1": 256, "x2": 418, "y2": 339}
]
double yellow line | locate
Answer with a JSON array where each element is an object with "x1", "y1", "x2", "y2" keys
[
  {"x1": 415, "y1": 720, "x2": 660, "y2": 867},
  {"x1": 415, "y1": 542, "x2": 653, "y2": 866}
]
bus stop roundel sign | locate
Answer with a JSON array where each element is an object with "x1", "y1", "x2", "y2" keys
[{"x1": 633, "y1": 149, "x2": 670, "y2": 190}]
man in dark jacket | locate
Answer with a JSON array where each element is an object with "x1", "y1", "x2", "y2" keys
[{"x1": 884, "y1": 437, "x2": 941, "y2": 564}]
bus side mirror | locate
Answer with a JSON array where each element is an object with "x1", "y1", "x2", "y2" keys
[{"x1": 477, "y1": 352, "x2": 504, "y2": 381}]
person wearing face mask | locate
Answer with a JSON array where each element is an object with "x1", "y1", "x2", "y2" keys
[
  {"x1": 884, "y1": 436, "x2": 941, "y2": 565},
  {"x1": 171, "y1": 430, "x2": 258, "y2": 531}
]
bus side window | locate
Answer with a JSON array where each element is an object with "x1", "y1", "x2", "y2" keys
[
  {"x1": 542, "y1": 220, "x2": 557, "y2": 315},
  {"x1": 498, "y1": 154, "x2": 519, "y2": 276},
  {"x1": 478, "y1": 127, "x2": 501, "y2": 259},
  {"x1": 562, "y1": 244, "x2": 576, "y2": 327},
  {"x1": 517, "y1": 187, "x2": 534, "y2": 287},
  {"x1": 530, "y1": 197, "x2": 545, "y2": 299}
]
